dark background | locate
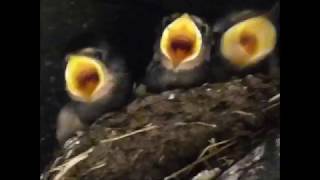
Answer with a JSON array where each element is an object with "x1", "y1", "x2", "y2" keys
[{"x1": 40, "y1": 0, "x2": 278, "y2": 173}]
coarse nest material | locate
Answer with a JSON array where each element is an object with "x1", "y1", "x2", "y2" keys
[{"x1": 42, "y1": 73, "x2": 280, "y2": 180}]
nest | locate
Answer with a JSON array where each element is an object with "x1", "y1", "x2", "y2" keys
[{"x1": 41, "y1": 74, "x2": 280, "y2": 180}]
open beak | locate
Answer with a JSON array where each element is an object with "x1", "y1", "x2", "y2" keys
[
  {"x1": 160, "y1": 13, "x2": 202, "y2": 68},
  {"x1": 65, "y1": 55, "x2": 107, "y2": 103},
  {"x1": 220, "y1": 16, "x2": 277, "y2": 69}
]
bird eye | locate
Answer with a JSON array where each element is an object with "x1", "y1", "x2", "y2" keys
[
  {"x1": 93, "y1": 51, "x2": 103, "y2": 60},
  {"x1": 200, "y1": 24, "x2": 209, "y2": 35},
  {"x1": 220, "y1": 16, "x2": 277, "y2": 69},
  {"x1": 65, "y1": 54, "x2": 71, "y2": 62},
  {"x1": 162, "y1": 13, "x2": 181, "y2": 27},
  {"x1": 162, "y1": 18, "x2": 171, "y2": 27}
]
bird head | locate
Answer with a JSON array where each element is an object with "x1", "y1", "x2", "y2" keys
[
  {"x1": 160, "y1": 13, "x2": 206, "y2": 69},
  {"x1": 64, "y1": 48, "x2": 114, "y2": 103}
]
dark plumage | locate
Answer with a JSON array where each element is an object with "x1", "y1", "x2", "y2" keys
[
  {"x1": 144, "y1": 13, "x2": 213, "y2": 92},
  {"x1": 209, "y1": 2, "x2": 280, "y2": 82},
  {"x1": 56, "y1": 34, "x2": 133, "y2": 145}
]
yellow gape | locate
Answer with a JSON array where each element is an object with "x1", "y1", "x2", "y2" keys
[
  {"x1": 221, "y1": 16, "x2": 277, "y2": 69},
  {"x1": 65, "y1": 55, "x2": 107, "y2": 102},
  {"x1": 160, "y1": 14, "x2": 202, "y2": 68}
]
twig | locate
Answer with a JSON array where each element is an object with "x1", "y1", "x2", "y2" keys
[
  {"x1": 164, "y1": 141, "x2": 237, "y2": 180},
  {"x1": 184, "y1": 139, "x2": 232, "y2": 176},
  {"x1": 47, "y1": 157, "x2": 63, "y2": 173},
  {"x1": 268, "y1": 93, "x2": 280, "y2": 103},
  {"x1": 41, "y1": 156, "x2": 63, "y2": 180},
  {"x1": 52, "y1": 147, "x2": 94, "y2": 180},
  {"x1": 263, "y1": 102, "x2": 280, "y2": 112},
  {"x1": 192, "y1": 168, "x2": 221, "y2": 180},
  {"x1": 100, "y1": 124, "x2": 159, "y2": 144},
  {"x1": 175, "y1": 122, "x2": 217, "y2": 129},
  {"x1": 232, "y1": 111, "x2": 256, "y2": 119},
  {"x1": 193, "y1": 122, "x2": 217, "y2": 128},
  {"x1": 197, "y1": 139, "x2": 232, "y2": 160},
  {"x1": 81, "y1": 161, "x2": 106, "y2": 176}
]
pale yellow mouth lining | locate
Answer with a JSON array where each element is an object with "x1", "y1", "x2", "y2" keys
[
  {"x1": 65, "y1": 55, "x2": 107, "y2": 102},
  {"x1": 221, "y1": 16, "x2": 277, "y2": 68},
  {"x1": 160, "y1": 14, "x2": 202, "y2": 68}
]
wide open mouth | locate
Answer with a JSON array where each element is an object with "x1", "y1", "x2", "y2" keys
[
  {"x1": 65, "y1": 55, "x2": 107, "y2": 102},
  {"x1": 160, "y1": 14, "x2": 202, "y2": 68},
  {"x1": 221, "y1": 16, "x2": 277, "y2": 68}
]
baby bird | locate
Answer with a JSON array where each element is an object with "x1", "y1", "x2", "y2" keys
[
  {"x1": 210, "y1": 2, "x2": 280, "y2": 81},
  {"x1": 56, "y1": 34, "x2": 133, "y2": 145},
  {"x1": 144, "y1": 13, "x2": 213, "y2": 92}
]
